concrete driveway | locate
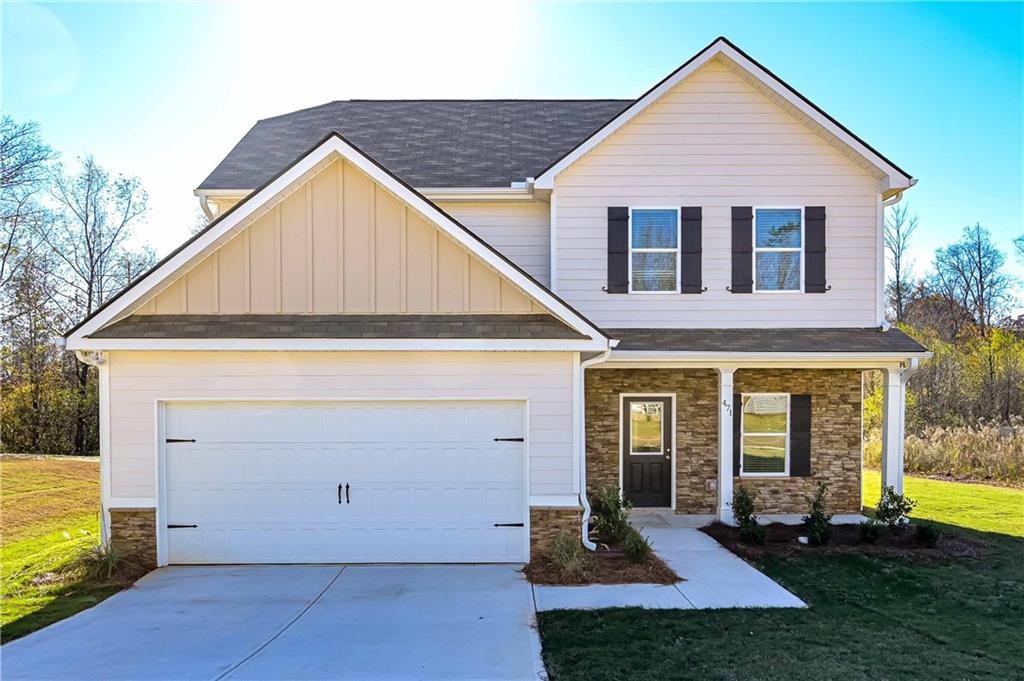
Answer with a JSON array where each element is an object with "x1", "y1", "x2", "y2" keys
[{"x1": 2, "y1": 565, "x2": 545, "y2": 681}]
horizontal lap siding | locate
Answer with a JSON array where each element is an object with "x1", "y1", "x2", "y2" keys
[
  {"x1": 107, "y1": 351, "x2": 575, "y2": 500},
  {"x1": 436, "y1": 201, "x2": 551, "y2": 287},
  {"x1": 554, "y1": 59, "x2": 882, "y2": 328}
]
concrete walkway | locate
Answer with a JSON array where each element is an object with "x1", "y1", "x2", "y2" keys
[
  {"x1": 533, "y1": 514, "x2": 805, "y2": 611},
  {"x1": 2, "y1": 565, "x2": 545, "y2": 681}
]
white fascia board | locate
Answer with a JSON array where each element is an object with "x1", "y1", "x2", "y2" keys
[
  {"x1": 534, "y1": 39, "x2": 912, "y2": 191},
  {"x1": 603, "y1": 349, "x2": 932, "y2": 370},
  {"x1": 193, "y1": 189, "x2": 250, "y2": 198},
  {"x1": 69, "y1": 134, "x2": 606, "y2": 346},
  {"x1": 66, "y1": 337, "x2": 607, "y2": 353}
]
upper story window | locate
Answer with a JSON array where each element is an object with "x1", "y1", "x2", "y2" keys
[
  {"x1": 740, "y1": 393, "x2": 790, "y2": 476},
  {"x1": 629, "y1": 208, "x2": 680, "y2": 293},
  {"x1": 754, "y1": 208, "x2": 803, "y2": 292}
]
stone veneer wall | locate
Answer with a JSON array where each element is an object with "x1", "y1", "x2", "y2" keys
[
  {"x1": 586, "y1": 369, "x2": 719, "y2": 513},
  {"x1": 530, "y1": 506, "x2": 583, "y2": 560},
  {"x1": 585, "y1": 368, "x2": 863, "y2": 515},
  {"x1": 109, "y1": 508, "x2": 158, "y2": 569},
  {"x1": 733, "y1": 369, "x2": 862, "y2": 514}
]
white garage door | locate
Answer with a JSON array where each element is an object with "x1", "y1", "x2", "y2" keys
[{"x1": 162, "y1": 401, "x2": 526, "y2": 564}]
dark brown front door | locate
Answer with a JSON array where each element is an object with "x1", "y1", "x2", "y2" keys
[{"x1": 622, "y1": 396, "x2": 672, "y2": 507}]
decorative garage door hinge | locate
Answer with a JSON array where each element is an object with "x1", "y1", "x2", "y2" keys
[
  {"x1": 493, "y1": 522, "x2": 524, "y2": 527},
  {"x1": 167, "y1": 524, "x2": 198, "y2": 529},
  {"x1": 165, "y1": 438, "x2": 196, "y2": 443},
  {"x1": 493, "y1": 437, "x2": 524, "y2": 442}
]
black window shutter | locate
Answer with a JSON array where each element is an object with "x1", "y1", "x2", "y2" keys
[
  {"x1": 790, "y1": 395, "x2": 812, "y2": 477},
  {"x1": 805, "y1": 206, "x2": 827, "y2": 293},
  {"x1": 732, "y1": 392, "x2": 742, "y2": 476},
  {"x1": 730, "y1": 207, "x2": 753, "y2": 293},
  {"x1": 680, "y1": 207, "x2": 703, "y2": 293},
  {"x1": 607, "y1": 207, "x2": 629, "y2": 294}
]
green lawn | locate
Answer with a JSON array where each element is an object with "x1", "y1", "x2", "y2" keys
[
  {"x1": 538, "y1": 473, "x2": 1024, "y2": 680},
  {"x1": 1, "y1": 457, "x2": 123, "y2": 643}
]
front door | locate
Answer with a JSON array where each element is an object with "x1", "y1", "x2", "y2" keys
[{"x1": 622, "y1": 397, "x2": 672, "y2": 507}]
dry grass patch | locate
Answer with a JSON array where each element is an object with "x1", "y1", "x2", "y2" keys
[
  {"x1": 2, "y1": 456, "x2": 100, "y2": 542},
  {"x1": 524, "y1": 548, "x2": 679, "y2": 585}
]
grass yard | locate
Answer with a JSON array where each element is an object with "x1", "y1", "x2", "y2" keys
[
  {"x1": 538, "y1": 473, "x2": 1024, "y2": 681},
  {"x1": 1, "y1": 456, "x2": 122, "y2": 643}
]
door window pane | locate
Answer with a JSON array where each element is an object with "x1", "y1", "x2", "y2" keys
[{"x1": 630, "y1": 402, "x2": 663, "y2": 453}]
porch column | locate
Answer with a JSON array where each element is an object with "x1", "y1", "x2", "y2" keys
[
  {"x1": 881, "y1": 367, "x2": 907, "y2": 495},
  {"x1": 717, "y1": 368, "x2": 736, "y2": 524}
]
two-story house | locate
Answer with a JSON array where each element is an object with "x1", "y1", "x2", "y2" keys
[{"x1": 65, "y1": 37, "x2": 929, "y2": 568}]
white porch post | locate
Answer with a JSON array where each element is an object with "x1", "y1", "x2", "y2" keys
[
  {"x1": 717, "y1": 368, "x2": 736, "y2": 524},
  {"x1": 881, "y1": 366, "x2": 908, "y2": 495}
]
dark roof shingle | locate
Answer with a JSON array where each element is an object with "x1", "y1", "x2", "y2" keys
[
  {"x1": 198, "y1": 100, "x2": 631, "y2": 190},
  {"x1": 91, "y1": 314, "x2": 588, "y2": 340},
  {"x1": 609, "y1": 328, "x2": 928, "y2": 354}
]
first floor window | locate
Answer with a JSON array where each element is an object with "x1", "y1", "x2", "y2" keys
[
  {"x1": 754, "y1": 208, "x2": 802, "y2": 291},
  {"x1": 740, "y1": 393, "x2": 789, "y2": 476},
  {"x1": 630, "y1": 208, "x2": 679, "y2": 292}
]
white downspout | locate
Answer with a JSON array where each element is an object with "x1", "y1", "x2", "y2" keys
[
  {"x1": 198, "y1": 195, "x2": 215, "y2": 221},
  {"x1": 578, "y1": 344, "x2": 614, "y2": 550}
]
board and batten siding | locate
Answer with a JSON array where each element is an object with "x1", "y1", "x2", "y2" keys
[
  {"x1": 435, "y1": 201, "x2": 551, "y2": 287},
  {"x1": 553, "y1": 58, "x2": 883, "y2": 328},
  {"x1": 139, "y1": 160, "x2": 539, "y2": 316},
  {"x1": 106, "y1": 351, "x2": 576, "y2": 501}
]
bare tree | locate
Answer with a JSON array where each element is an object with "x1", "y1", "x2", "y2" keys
[
  {"x1": 36, "y1": 156, "x2": 154, "y2": 454},
  {"x1": 884, "y1": 202, "x2": 918, "y2": 322},
  {"x1": 1015, "y1": 235, "x2": 1023, "y2": 262},
  {"x1": 930, "y1": 224, "x2": 1015, "y2": 336},
  {"x1": 0, "y1": 116, "x2": 55, "y2": 292}
]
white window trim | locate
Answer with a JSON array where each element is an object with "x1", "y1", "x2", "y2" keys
[
  {"x1": 739, "y1": 392, "x2": 790, "y2": 477},
  {"x1": 628, "y1": 207, "x2": 681, "y2": 294},
  {"x1": 752, "y1": 206, "x2": 804, "y2": 294}
]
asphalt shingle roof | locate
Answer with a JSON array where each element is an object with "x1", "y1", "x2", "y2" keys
[
  {"x1": 91, "y1": 314, "x2": 588, "y2": 340},
  {"x1": 608, "y1": 327, "x2": 928, "y2": 354},
  {"x1": 198, "y1": 100, "x2": 632, "y2": 190}
]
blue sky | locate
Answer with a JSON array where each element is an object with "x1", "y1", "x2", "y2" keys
[{"x1": 3, "y1": 1, "x2": 1022, "y2": 284}]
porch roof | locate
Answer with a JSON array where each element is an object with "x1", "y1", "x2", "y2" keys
[{"x1": 607, "y1": 327, "x2": 928, "y2": 356}]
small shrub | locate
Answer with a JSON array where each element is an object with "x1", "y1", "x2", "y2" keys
[
  {"x1": 859, "y1": 519, "x2": 884, "y2": 544},
  {"x1": 914, "y1": 523, "x2": 941, "y2": 548},
  {"x1": 76, "y1": 541, "x2": 140, "y2": 582},
  {"x1": 622, "y1": 527, "x2": 652, "y2": 563},
  {"x1": 547, "y1": 532, "x2": 593, "y2": 581},
  {"x1": 731, "y1": 486, "x2": 765, "y2": 545},
  {"x1": 738, "y1": 522, "x2": 767, "y2": 545},
  {"x1": 731, "y1": 485, "x2": 758, "y2": 527},
  {"x1": 875, "y1": 486, "x2": 917, "y2": 527},
  {"x1": 591, "y1": 486, "x2": 632, "y2": 543},
  {"x1": 802, "y1": 483, "x2": 833, "y2": 546}
]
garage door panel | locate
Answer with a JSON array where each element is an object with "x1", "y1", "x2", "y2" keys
[{"x1": 164, "y1": 401, "x2": 526, "y2": 564}]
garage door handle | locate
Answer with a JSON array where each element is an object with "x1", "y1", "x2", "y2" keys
[
  {"x1": 345, "y1": 483, "x2": 350, "y2": 504},
  {"x1": 337, "y1": 483, "x2": 342, "y2": 504}
]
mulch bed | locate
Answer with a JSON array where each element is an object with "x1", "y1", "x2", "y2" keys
[
  {"x1": 701, "y1": 521, "x2": 989, "y2": 562},
  {"x1": 524, "y1": 545, "x2": 680, "y2": 585}
]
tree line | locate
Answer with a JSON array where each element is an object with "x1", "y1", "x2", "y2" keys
[
  {"x1": 1, "y1": 115, "x2": 1022, "y2": 455},
  {"x1": 2, "y1": 117, "x2": 154, "y2": 454}
]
